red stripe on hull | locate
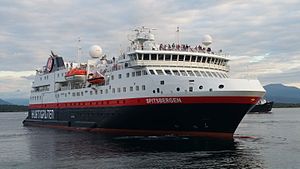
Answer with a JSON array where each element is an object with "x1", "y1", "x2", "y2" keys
[
  {"x1": 24, "y1": 122, "x2": 233, "y2": 139},
  {"x1": 29, "y1": 96, "x2": 260, "y2": 109}
]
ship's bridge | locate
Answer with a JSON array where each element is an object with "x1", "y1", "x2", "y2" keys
[{"x1": 127, "y1": 50, "x2": 230, "y2": 72}]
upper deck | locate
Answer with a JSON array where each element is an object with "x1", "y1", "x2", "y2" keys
[
  {"x1": 122, "y1": 27, "x2": 230, "y2": 72},
  {"x1": 126, "y1": 49, "x2": 229, "y2": 72}
]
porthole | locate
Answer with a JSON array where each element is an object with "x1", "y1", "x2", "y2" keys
[
  {"x1": 153, "y1": 90, "x2": 156, "y2": 93},
  {"x1": 199, "y1": 86, "x2": 203, "y2": 90},
  {"x1": 219, "y1": 84, "x2": 224, "y2": 89},
  {"x1": 176, "y1": 87, "x2": 180, "y2": 91}
]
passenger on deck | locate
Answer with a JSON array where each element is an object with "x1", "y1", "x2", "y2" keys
[
  {"x1": 207, "y1": 47, "x2": 211, "y2": 52},
  {"x1": 159, "y1": 44, "x2": 163, "y2": 50},
  {"x1": 176, "y1": 44, "x2": 180, "y2": 50}
]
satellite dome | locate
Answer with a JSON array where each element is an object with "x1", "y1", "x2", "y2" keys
[
  {"x1": 89, "y1": 45, "x2": 103, "y2": 58},
  {"x1": 202, "y1": 34, "x2": 212, "y2": 46}
]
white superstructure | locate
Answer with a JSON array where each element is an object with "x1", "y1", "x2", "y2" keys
[{"x1": 29, "y1": 27, "x2": 265, "y2": 106}]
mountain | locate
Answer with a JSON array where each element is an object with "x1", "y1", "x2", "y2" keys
[
  {"x1": 4, "y1": 98, "x2": 29, "y2": 106},
  {"x1": 264, "y1": 84, "x2": 300, "y2": 103},
  {"x1": 0, "y1": 99, "x2": 11, "y2": 105}
]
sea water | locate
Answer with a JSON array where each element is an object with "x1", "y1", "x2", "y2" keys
[{"x1": 0, "y1": 108, "x2": 299, "y2": 169}]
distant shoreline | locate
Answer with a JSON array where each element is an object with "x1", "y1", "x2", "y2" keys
[
  {"x1": 0, "y1": 105, "x2": 28, "y2": 112},
  {"x1": 273, "y1": 103, "x2": 300, "y2": 108}
]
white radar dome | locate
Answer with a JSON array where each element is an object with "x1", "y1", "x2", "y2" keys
[
  {"x1": 89, "y1": 45, "x2": 103, "y2": 58},
  {"x1": 202, "y1": 34, "x2": 212, "y2": 46}
]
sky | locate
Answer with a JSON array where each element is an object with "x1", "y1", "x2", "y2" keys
[{"x1": 0, "y1": 0, "x2": 300, "y2": 99}]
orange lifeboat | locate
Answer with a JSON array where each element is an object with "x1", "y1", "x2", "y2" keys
[
  {"x1": 65, "y1": 68, "x2": 87, "y2": 81},
  {"x1": 87, "y1": 72, "x2": 105, "y2": 85}
]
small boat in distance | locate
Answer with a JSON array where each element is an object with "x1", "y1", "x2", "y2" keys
[{"x1": 249, "y1": 99, "x2": 273, "y2": 113}]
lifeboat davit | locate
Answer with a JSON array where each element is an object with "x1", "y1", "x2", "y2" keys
[
  {"x1": 87, "y1": 72, "x2": 105, "y2": 85},
  {"x1": 65, "y1": 68, "x2": 87, "y2": 81}
]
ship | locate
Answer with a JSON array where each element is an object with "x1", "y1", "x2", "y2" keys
[
  {"x1": 249, "y1": 99, "x2": 273, "y2": 113},
  {"x1": 23, "y1": 27, "x2": 265, "y2": 139}
]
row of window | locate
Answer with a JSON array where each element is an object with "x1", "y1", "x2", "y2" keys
[
  {"x1": 39, "y1": 72, "x2": 65, "y2": 81},
  {"x1": 149, "y1": 69, "x2": 228, "y2": 78},
  {"x1": 129, "y1": 53, "x2": 228, "y2": 66},
  {"x1": 111, "y1": 70, "x2": 148, "y2": 80},
  {"x1": 31, "y1": 85, "x2": 147, "y2": 101}
]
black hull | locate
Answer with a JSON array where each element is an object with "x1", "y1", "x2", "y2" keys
[
  {"x1": 249, "y1": 101, "x2": 273, "y2": 113},
  {"x1": 23, "y1": 103, "x2": 255, "y2": 139}
]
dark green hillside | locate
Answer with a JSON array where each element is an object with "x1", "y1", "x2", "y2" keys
[{"x1": 0, "y1": 105, "x2": 28, "y2": 112}]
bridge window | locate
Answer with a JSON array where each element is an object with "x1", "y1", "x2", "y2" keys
[
  {"x1": 158, "y1": 54, "x2": 164, "y2": 60},
  {"x1": 196, "y1": 56, "x2": 201, "y2": 62},
  {"x1": 207, "y1": 57, "x2": 211, "y2": 63},
  {"x1": 200, "y1": 71, "x2": 207, "y2": 77},
  {"x1": 138, "y1": 54, "x2": 142, "y2": 60},
  {"x1": 191, "y1": 56, "x2": 196, "y2": 62},
  {"x1": 187, "y1": 70, "x2": 195, "y2": 76},
  {"x1": 165, "y1": 54, "x2": 171, "y2": 61},
  {"x1": 211, "y1": 72, "x2": 218, "y2": 77},
  {"x1": 149, "y1": 69, "x2": 155, "y2": 75},
  {"x1": 164, "y1": 70, "x2": 172, "y2": 75},
  {"x1": 179, "y1": 55, "x2": 184, "y2": 61},
  {"x1": 136, "y1": 71, "x2": 141, "y2": 76},
  {"x1": 132, "y1": 54, "x2": 137, "y2": 60},
  {"x1": 156, "y1": 70, "x2": 164, "y2": 75},
  {"x1": 151, "y1": 54, "x2": 157, "y2": 60},
  {"x1": 172, "y1": 70, "x2": 180, "y2": 76},
  {"x1": 180, "y1": 70, "x2": 188, "y2": 76},
  {"x1": 172, "y1": 55, "x2": 178, "y2": 61},
  {"x1": 143, "y1": 70, "x2": 148, "y2": 75},
  {"x1": 202, "y1": 57, "x2": 207, "y2": 63},
  {"x1": 144, "y1": 54, "x2": 149, "y2": 60},
  {"x1": 194, "y1": 71, "x2": 201, "y2": 76},
  {"x1": 216, "y1": 72, "x2": 223, "y2": 78},
  {"x1": 211, "y1": 58, "x2": 215, "y2": 64},
  {"x1": 185, "y1": 55, "x2": 190, "y2": 62},
  {"x1": 206, "y1": 71, "x2": 213, "y2": 77}
]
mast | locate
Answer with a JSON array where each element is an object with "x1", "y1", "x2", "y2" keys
[
  {"x1": 176, "y1": 26, "x2": 180, "y2": 44},
  {"x1": 77, "y1": 37, "x2": 82, "y2": 63}
]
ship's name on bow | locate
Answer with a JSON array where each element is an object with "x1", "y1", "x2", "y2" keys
[
  {"x1": 31, "y1": 109, "x2": 54, "y2": 119},
  {"x1": 146, "y1": 98, "x2": 182, "y2": 104}
]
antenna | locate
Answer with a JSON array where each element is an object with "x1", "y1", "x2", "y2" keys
[
  {"x1": 176, "y1": 27, "x2": 180, "y2": 44},
  {"x1": 77, "y1": 37, "x2": 82, "y2": 63}
]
